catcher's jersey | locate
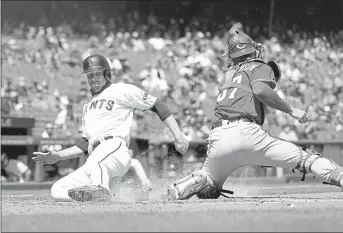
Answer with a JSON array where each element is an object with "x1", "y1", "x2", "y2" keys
[
  {"x1": 81, "y1": 83, "x2": 157, "y2": 147},
  {"x1": 214, "y1": 60, "x2": 276, "y2": 125}
]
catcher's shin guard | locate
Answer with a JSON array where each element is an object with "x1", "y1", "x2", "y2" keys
[
  {"x1": 295, "y1": 147, "x2": 343, "y2": 188},
  {"x1": 323, "y1": 162, "x2": 343, "y2": 188},
  {"x1": 167, "y1": 170, "x2": 234, "y2": 200}
]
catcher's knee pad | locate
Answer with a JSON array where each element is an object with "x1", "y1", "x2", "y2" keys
[
  {"x1": 167, "y1": 170, "x2": 217, "y2": 200},
  {"x1": 294, "y1": 147, "x2": 323, "y2": 181}
]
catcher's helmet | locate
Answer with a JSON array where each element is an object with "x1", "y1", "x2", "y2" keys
[
  {"x1": 82, "y1": 54, "x2": 111, "y2": 74},
  {"x1": 226, "y1": 31, "x2": 257, "y2": 59}
]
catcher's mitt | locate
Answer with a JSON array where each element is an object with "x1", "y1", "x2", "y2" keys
[{"x1": 267, "y1": 60, "x2": 281, "y2": 82}]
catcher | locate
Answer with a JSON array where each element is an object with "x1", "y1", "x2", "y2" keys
[{"x1": 167, "y1": 31, "x2": 343, "y2": 200}]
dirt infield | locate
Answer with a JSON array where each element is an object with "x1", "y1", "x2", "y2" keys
[{"x1": 2, "y1": 181, "x2": 343, "y2": 232}]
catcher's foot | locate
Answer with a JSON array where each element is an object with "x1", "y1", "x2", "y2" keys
[
  {"x1": 167, "y1": 170, "x2": 209, "y2": 201},
  {"x1": 68, "y1": 185, "x2": 112, "y2": 202},
  {"x1": 167, "y1": 184, "x2": 180, "y2": 200}
]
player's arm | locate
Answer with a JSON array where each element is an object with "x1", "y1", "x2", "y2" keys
[
  {"x1": 57, "y1": 144, "x2": 87, "y2": 160},
  {"x1": 45, "y1": 103, "x2": 91, "y2": 162},
  {"x1": 149, "y1": 98, "x2": 189, "y2": 154},
  {"x1": 151, "y1": 101, "x2": 189, "y2": 154},
  {"x1": 150, "y1": 99, "x2": 184, "y2": 139},
  {"x1": 121, "y1": 84, "x2": 189, "y2": 154},
  {"x1": 251, "y1": 65, "x2": 311, "y2": 123},
  {"x1": 250, "y1": 64, "x2": 290, "y2": 113},
  {"x1": 150, "y1": 100, "x2": 189, "y2": 154},
  {"x1": 33, "y1": 141, "x2": 87, "y2": 165},
  {"x1": 252, "y1": 81, "x2": 292, "y2": 113}
]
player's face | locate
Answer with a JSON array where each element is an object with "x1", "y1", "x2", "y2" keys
[{"x1": 86, "y1": 70, "x2": 107, "y2": 92}]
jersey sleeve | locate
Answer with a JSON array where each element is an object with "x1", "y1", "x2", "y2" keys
[
  {"x1": 120, "y1": 84, "x2": 157, "y2": 111},
  {"x1": 250, "y1": 64, "x2": 276, "y2": 89}
]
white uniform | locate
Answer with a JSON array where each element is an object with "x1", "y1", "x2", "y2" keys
[{"x1": 51, "y1": 83, "x2": 157, "y2": 200}]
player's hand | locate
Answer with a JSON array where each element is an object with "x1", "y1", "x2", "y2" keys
[
  {"x1": 32, "y1": 147, "x2": 61, "y2": 165},
  {"x1": 289, "y1": 107, "x2": 312, "y2": 123},
  {"x1": 174, "y1": 134, "x2": 189, "y2": 155}
]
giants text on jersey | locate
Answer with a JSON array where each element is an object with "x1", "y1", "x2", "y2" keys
[{"x1": 81, "y1": 83, "x2": 157, "y2": 148}]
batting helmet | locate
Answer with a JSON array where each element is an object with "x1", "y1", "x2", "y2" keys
[
  {"x1": 82, "y1": 54, "x2": 111, "y2": 74},
  {"x1": 226, "y1": 31, "x2": 257, "y2": 59}
]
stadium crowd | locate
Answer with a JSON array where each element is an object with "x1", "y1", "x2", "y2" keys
[{"x1": 2, "y1": 7, "x2": 343, "y2": 144}]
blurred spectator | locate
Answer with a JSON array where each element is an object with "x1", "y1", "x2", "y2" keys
[
  {"x1": 131, "y1": 32, "x2": 146, "y2": 51},
  {"x1": 9, "y1": 90, "x2": 23, "y2": 112},
  {"x1": 1, "y1": 2, "x2": 343, "y2": 142},
  {"x1": 182, "y1": 125, "x2": 196, "y2": 141},
  {"x1": 1, "y1": 89, "x2": 12, "y2": 115},
  {"x1": 278, "y1": 125, "x2": 299, "y2": 141},
  {"x1": 42, "y1": 122, "x2": 55, "y2": 138},
  {"x1": 1, "y1": 152, "x2": 32, "y2": 183},
  {"x1": 31, "y1": 92, "x2": 49, "y2": 111},
  {"x1": 148, "y1": 34, "x2": 166, "y2": 50},
  {"x1": 119, "y1": 57, "x2": 132, "y2": 74},
  {"x1": 1, "y1": 167, "x2": 9, "y2": 182},
  {"x1": 16, "y1": 76, "x2": 29, "y2": 97},
  {"x1": 141, "y1": 63, "x2": 169, "y2": 98},
  {"x1": 54, "y1": 95, "x2": 69, "y2": 130}
]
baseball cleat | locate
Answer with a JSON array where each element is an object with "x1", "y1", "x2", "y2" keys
[{"x1": 68, "y1": 185, "x2": 112, "y2": 202}]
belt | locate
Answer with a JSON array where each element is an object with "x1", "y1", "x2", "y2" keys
[
  {"x1": 92, "y1": 136, "x2": 113, "y2": 151},
  {"x1": 211, "y1": 118, "x2": 252, "y2": 130}
]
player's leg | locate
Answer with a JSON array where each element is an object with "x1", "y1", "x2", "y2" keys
[
  {"x1": 50, "y1": 166, "x2": 91, "y2": 201},
  {"x1": 265, "y1": 142, "x2": 343, "y2": 188},
  {"x1": 68, "y1": 137, "x2": 131, "y2": 201},
  {"x1": 87, "y1": 137, "x2": 131, "y2": 190},
  {"x1": 244, "y1": 123, "x2": 343, "y2": 189},
  {"x1": 168, "y1": 122, "x2": 245, "y2": 200}
]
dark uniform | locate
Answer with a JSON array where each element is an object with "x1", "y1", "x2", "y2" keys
[
  {"x1": 214, "y1": 60, "x2": 276, "y2": 126},
  {"x1": 167, "y1": 31, "x2": 343, "y2": 201}
]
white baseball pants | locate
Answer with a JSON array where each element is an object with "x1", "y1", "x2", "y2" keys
[{"x1": 50, "y1": 137, "x2": 131, "y2": 201}]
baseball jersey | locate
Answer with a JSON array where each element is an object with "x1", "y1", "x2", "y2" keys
[
  {"x1": 81, "y1": 83, "x2": 157, "y2": 148},
  {"x1": 214, "y1": 59, "x2": 276, "y2": 125}
]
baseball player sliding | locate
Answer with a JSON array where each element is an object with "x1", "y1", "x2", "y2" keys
[
  {"x1": 33, "y1": 54, "x2": 189, "y2": 202},
  {"x1": 167, "y1": 31, "x2": 343, "y2": 200}
]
